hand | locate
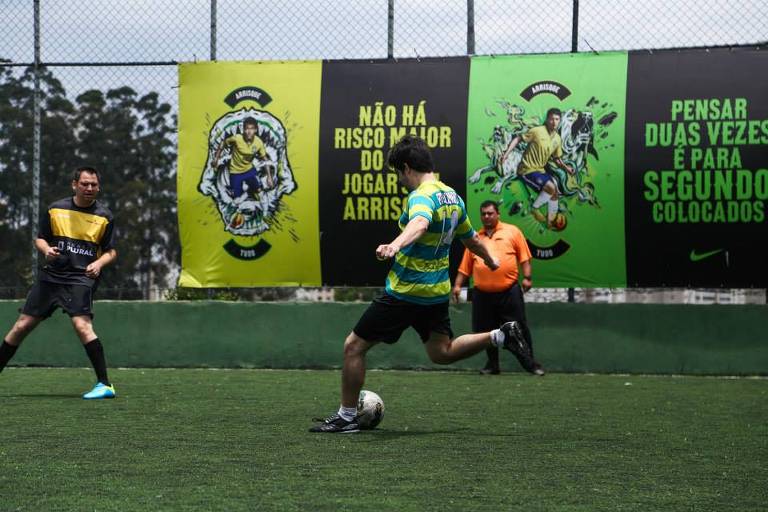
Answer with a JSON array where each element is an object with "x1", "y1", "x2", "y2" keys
[
  {"x1": 566, "y1": 165, "x2": 575, "y2": 175},
  {"x1": 85, "y1": 261, "x2": 103, "y2": 278},
  {"x1": 45, "y1": 246, "x2": 61, "y2": 262},
  {"x1": 521, "y1": 276, "x2": 532, "y2": 292},
  {"x1": 451, "y1": 287, "x2": 461, "y2": 303},
  {"x1": 375, "y1": 244, "x2": 400, "y2": 261}
]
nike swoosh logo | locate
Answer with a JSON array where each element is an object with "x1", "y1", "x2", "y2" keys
[{"x1": 689, "y1": 249, "x2": 724, "y2": 262}]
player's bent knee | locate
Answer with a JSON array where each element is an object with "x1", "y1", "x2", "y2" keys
[
  {"x1": 425, "y1": 345, "x2": 454, "y2": 365},
  {"x1": 71, "y1": 317, "x2": 95, "y2": 339},
  {"x1": 13, "y1": 316, "x2": 38, "y2": 336},
  {"x1": 343, "y1": 333, "x2": 370, "y2": 358}
]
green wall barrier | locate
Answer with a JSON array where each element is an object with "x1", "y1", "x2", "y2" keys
[{"x1": 1, "y1": 301, "x2": 765, "y2": 375}]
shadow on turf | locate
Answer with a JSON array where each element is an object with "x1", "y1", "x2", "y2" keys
[
  {"x1": 1, "y1": 394, "x2": 83, "y2": 399},
  {"x1": 353, "y1": 428, "x2": 519, "y2": 440}
]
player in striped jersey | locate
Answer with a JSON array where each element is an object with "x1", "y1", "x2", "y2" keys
[{"x1": 310, "y1": 136, "x2": 535, "y2": 433}]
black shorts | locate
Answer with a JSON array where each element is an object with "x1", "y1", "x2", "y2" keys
[
  {"x1": 21, "y1": 280, "x2": 95, "y2": 319},
  {"x1": 471, "y1": 284, "x2": 526, "y2": 332},
  {"x1": 353, "y1": 293, "x2": 453, "y2": 344}
]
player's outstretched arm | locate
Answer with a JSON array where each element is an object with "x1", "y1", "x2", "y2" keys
[
  {"x1": 212, "y1": 140, "x2": 226, "y2": 169},
  {"x1": 462, "y1": 233, "x2": 499, "y2": 270},
  {"x1": 375, "y1": 216, "x2": 429, "y2": 260}
]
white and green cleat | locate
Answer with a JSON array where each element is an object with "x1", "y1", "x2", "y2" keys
[{"x1": 82, "y1": 382, "x2": 116, "y2": 400}]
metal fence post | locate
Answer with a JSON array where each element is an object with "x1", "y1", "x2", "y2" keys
[
  {"x1": 571, "y1": 0, "x2": 579, "y2": 52},
  {"x1": 32, "y1": 0, "x2": 41, "y2": 276},
  {"x1": 467, "y1": 0, "x2": 475, "y2": 55},
  {"x1": 567, "y1": 1, "x2": 579, "y2": 301},
  {"x1": 387, "y1": 0, "x2": 394, "y2": 58},
  {"x1": 210, "y1": 0, "x2": 217, "y2": 60}
]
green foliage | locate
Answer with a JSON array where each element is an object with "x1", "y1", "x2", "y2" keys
[
  {"x1": 1, "y1": 369, "x2": 766, "y2": 511},
  {"x1": 164, "y1": 287, "x2": 298, "y2": 301},
  {"x1": 334, "y1": 286, "x2": 382, "y2": 302},
  {"x1": 0, "y1": 66, "x2": 178, "y2": 297},
  {"x1": 164, "y1": 287, "x2": 241, "y2": 301}
]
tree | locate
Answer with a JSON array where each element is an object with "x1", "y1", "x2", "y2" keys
[
  {"x1": 73, "y1": 86, "x2": 178, "y2": 299},
  {"x1": 0, "y1": 65, "x2": 178, "y2": 299},
  {"x1": 0, "y1": 65, "x2": 79, "y2": 294}
]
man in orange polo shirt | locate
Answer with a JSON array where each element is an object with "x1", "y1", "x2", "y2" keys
[{"x1": 452, "y1": 200, "x2": 544, "y2": 375}]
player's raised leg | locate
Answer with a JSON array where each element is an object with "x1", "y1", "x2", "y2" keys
[
  {"x1": 498, "y1": 321, "x2": 536, "y2": 372},
  {"x1": 424, "y1": 331, "x2": 492, "y2": 364},
  {"x1": 424, "y1": 323, "x2": 531, "y2": 366}
]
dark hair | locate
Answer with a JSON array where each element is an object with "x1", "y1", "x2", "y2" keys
[
  {"x1": 480, "y1": 200, "x2": 499, "y2": 213},
  {"x1": 545, "y1": 107, "x2": 562, "y2": 119},
  {"x1": 243, "y1": 117, "x2": 258, "y2": 129},
  {"x1": 387, "y1": 135, "x2": 434, "y2": 173},
  {"x1": 72, "y1": 166, "x2": 100, "y2": 182}
]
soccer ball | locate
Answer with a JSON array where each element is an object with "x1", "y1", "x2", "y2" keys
[
  {"x1": 551, "y1": 212, "x2": 567, "y2": 231},
  {"x1": 357, "y1": 390, "x2": 385, "y2": 429}
]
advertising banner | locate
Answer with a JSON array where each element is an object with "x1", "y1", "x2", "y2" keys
[
  {"x1": 318, "y1": 58, "x2": 470, "y2": 285},
  {"x1": 625, "y1": 48, "x2": 768, "y2": 287},
  {"x1": 466, "y1": 53, "x2": 628, "y2": 287},
  {"x1": 177, "y1": 61, "x2": 322, "y2": 287},
  {"x1": 176, "y1": 48, "x2": 766, "y2": 288}
]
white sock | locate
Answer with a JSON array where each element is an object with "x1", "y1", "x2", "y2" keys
[
  {"x1": 490, "y1": 329, "x2": 504, "y2": 347},
  {"x1": 338, "y1": 406, "x2": 357, "y2": 422},
  {"x1": 548, "y1": 199, "x2": 559, "y2": 217},
  {"x1": 532, "y1": 191, "x2": 551, "y2": 209}
]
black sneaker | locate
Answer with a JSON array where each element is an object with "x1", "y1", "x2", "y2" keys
[
  {"x1": 479, "y1": 365, "x2": 500, "y2": 375},
  {"x1": 309, "y1": 414, "x2": 361, "y2": 433},
  {"x1": 499, "y1": 321, "x2": 536, "y2": 373}
]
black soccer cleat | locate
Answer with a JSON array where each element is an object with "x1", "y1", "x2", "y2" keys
[
  {"x1": 309, "y1": 414, "x2": 361, "y2": 433},
  {"x1": 499, "y1": 321, "x2": 537, "y2": 373}
]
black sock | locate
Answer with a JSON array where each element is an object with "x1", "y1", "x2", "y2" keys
[
  {"x1": 485, "y1": 346, "x2": 500, "y2": 369},
  {"x1": 83, "y1": 338, "x2": 110, "y2": 385},
  {"x1": 0, "y1": 340, "x2": 19, "y2": 372}
]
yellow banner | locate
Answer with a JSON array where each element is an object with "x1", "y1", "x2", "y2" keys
[{"x1": 178, "y1": 61, "x2": 322, "y2": 287}]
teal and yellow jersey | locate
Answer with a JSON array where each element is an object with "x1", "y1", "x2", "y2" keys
[
  {"x1": 38, "y1": 197, "x2": 115, "y2": 287},
  {"x1": 385, "y1": 180, "x2": 475, "y2": 304}
]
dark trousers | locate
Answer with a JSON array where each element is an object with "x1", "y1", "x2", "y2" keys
[{"x1": 471, "y1": 283, "x2": 534, "y2": 370}]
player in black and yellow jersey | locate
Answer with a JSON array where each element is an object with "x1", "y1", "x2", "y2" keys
[{"x1": 0, "y1": 167, "x2": 118, "y2": 399}]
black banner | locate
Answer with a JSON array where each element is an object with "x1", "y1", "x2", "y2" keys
[
  {"x1": 318, "y1": 58, "x2": 470, "y2": 286},
  {"x1": 625, "y1": 48, "x2": 768, "y2": 287}
]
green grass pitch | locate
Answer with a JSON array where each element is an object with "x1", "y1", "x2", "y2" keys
[{"x1": 1, "y1": 368, "x2": 765, "y2": 511}]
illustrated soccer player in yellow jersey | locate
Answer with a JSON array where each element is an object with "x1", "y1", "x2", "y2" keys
[
  {"x1": 503, "y1": 108, "x2": 574, "y2": 228},
  {"x1": 0, "y1": 167, "x2": 118, "y2": 399},
  {"x1": 213, "y1": 117, "x2": 275, "y2": 199},
  {"x1": 309, "y1": 136, "x2": 537, "y2": 434}
]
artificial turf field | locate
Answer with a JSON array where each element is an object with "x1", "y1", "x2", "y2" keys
[{"x1": 0, "y1": 368, "x2": 765, "y2": 511}]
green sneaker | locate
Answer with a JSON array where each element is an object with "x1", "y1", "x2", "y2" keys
[{"x1": 82, "y1": 382, "x2": 116, "y2": 400}]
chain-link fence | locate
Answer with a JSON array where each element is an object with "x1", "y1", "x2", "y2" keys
[{"x1": 1, "y1": 1, "x2": 766, "y2": 303}]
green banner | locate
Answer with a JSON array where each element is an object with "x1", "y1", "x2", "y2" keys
[{"x1": 466, "y1": 53, "x2": 628, "y2": 287}]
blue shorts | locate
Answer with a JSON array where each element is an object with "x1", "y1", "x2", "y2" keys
[
  {"x1": 230, "y1": 167, "x2": 263, "y2": 197},
  {"x1": 521, "y1": 171, "x2": 553, "y2": 192}
]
